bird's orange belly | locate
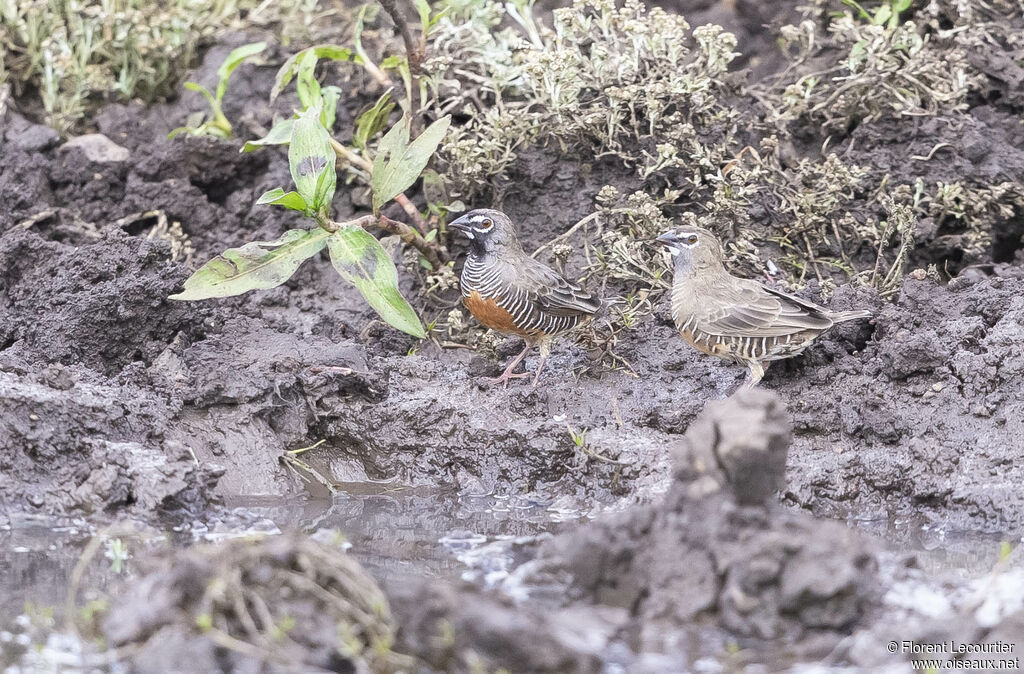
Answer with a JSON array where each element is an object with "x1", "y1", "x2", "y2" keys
[{"x1": 465, "y1": 291, "x2": 540, "y2": 337}]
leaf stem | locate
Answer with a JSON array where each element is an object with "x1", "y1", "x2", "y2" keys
[
  {"x1": 329, "y1": 136, "x2": 373, "y2": 172},
  {"x1": 394, "y1": 193, "x2": 430, "y2": 235},
  {"x1": 336, "y1": 215, "x2": 445, "y2": 271},
  {"x1": 328, "y1": 137, "x2": 440, "y2": 254}
]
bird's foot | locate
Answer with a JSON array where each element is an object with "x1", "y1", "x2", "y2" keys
[{"x1": 486, "y1": 371, "x2": 531, "y2": 389}]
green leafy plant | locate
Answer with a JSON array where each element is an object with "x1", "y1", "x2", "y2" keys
[
  {"x1": 103, "y1": 538, "x2": 130, "y2": 574},
  {"x1": 170, "y1": 42, "x2": 267, "y2": 139},
  {"x1": 841, "y1": 0, "x2": 913, "y2": 30},
  {"x1": 0, "y1": 0, "x2": 317, "y2": 133},
  {"x1": 192, "y1": 0, "x2": 465, "y2": 339},
  {"x1": 171, "y1": 105, "x2": 430, "y2": 338},
  {"x1": 566, "y1": 424, "x2": 588, "y2": 448}
]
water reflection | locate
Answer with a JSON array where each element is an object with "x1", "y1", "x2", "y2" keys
[{"x1": 224, "y1": 485, "x2": 591, "y2": 581}]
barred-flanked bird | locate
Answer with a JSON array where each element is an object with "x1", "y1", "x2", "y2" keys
[
  {"x1": 656, "y1": 225, "x2": 871, "y2": 388},
  {"x1": 450, "y1": 209, "x2": 601, "y2": 387}
]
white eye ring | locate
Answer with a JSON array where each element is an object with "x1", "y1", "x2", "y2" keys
[{"x1": 472, "y1": 219, "x2": 493, "y2": 234}]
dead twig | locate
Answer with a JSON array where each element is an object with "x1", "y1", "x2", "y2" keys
[
  {"x1": 532, "y1": 212, "x2": 601, "y2": 259},
  {"x1": 377, "y1": 0, "x2": 423, "y2": 75}
]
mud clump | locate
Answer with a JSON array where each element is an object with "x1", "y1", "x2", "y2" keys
[
  {"x1": 0, "y1": 366, "x2": 221, "y2": 519},
  {"x1": 102, "y1": 533, "x2": 415, "y2": 673},
  {"x1": 783, "y1": 275, "x2": 1024, "y2": 530},
  {"x1": 541, "y1": 391, "x2": 879, "y2": 664},
  {"x1": 389, "y1": 579, "x2": 620, "y2": 673}
]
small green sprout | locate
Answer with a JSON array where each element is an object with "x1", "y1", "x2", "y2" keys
[
  {"x1": 567, "y1": 425, "x2": 588, "y2": 448},
  {"x1": 103, "y1": 537, "x2": 130, "y2": 574},
  {"x1": 169, "y1": 42, "x2": 267, "y2": 139},
  {"x1": 841, "y1": 0, "x2": 913, "y2": 30},
  {"x1": 271, "y1": 615, "x2": 296, "y2": 642}
]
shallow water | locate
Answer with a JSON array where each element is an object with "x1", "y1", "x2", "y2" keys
[
  {"x1": 1, "y1": 487, "x2": 1021, "y2": 670},
  {"x1": 0, "y1": 486, "x2": 592, "y2": 627}
]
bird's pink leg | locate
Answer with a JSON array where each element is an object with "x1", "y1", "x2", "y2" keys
[
  {"x1": 531, "y1": 340, "x2": 553, "y2": 388},
  {"x1": 487, "y1": 344, "x2": 532, "y2": 388}
]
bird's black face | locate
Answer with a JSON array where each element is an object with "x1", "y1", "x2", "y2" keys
[
  {"x1": 655, "y1": 226, "x2": 722, "y2": 273},
  {"x1": 449, "y1": 209, "x2": 517, "y2": 255}
]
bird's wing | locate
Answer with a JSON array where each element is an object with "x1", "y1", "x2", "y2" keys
[
  {"x1": 513, "y1": 257, "x2": 601, "y2": 317},
  {"x1": 696, "y1": 279, "x2": 832, "y2": 337}
]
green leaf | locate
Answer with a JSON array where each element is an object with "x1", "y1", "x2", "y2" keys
[
  {"x1": 327, "y1": 227, "x2": 425, "y2": 338},
  {"x1": 184, "y1": 81, "x2": 216, "y2": 108},
  {"x1": 873, "y1": 4, "x2": 891, "y2": 26},
  {"x1": 215, "y1": 42, "x2": 266, "y2": 102},
  {"x1": 352, "y1": 5, "x2": 382, "y2": 74},
  {"x1": 371, "y1": 115, "x2": 451, "y2": 213},
  {"x1": 289, "y1": 106, "x2": 336, "y2": 213},
  {"x1": 841, "y1": 0, "x2": 872, "y2": 21},
  {"x1": 414, "y1": 0, "x2": 431, "y2": 33},
  {"x1": 256, "y1": 188, "x2": 308, "y2": 211},
  {"x1": 371, "y1": 114, "x2": 410, "y2": 212},
  {"x1": 241, "y1": 118, "x2": 295, "y2": 152},
  {"x1": 379, "y1": 55, "x2": 405, "y2": 70},
  {"x1": 321, "y1": 86, "x2": 342, "y2": 129},
  {"x1": 295, "y1": 49, "x2": 322, "y2": 111},
  {"x1": 169, "y1": 229, "x2": 329, "y2": 300},
  {"x1": 271, "y1": 44, "x2": 354, "y2": 101},
  {"x1": 353, "y1": 91, "x2": 395, "y2": 150}
]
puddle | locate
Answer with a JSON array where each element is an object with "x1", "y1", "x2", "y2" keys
[
  {"x1": 847, "y1": 515, "x2": 1020, "y2": 576},
  {"x1": 0, "y1": 486, "x2": 592, "y2": 627},
  {"x1": 1, "y1": 488, "x2": 1021, "y2": 671},
  {"x1": 221, "y1": 486, "x2": 592, "y2": 582}
]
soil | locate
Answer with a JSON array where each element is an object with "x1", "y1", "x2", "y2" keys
[{"x1": 1, "y1": 0, "x2": 1023, "y2": 671}]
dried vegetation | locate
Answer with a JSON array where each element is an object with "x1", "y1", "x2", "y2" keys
[
  {"x1": 424, "y1": 0, "x2": 1024, "y2": 368},
  {"x1": 0, "y1": 0, "x2": 321, "y2": 132}
]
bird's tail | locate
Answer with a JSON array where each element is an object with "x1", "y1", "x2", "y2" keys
[{"x1": 830, "y1": 309, "x2": 872, "y2": 323}]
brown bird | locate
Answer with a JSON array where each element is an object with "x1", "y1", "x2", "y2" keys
[
  {"x1": 450, "y1": 209, "x2": 601, "y2": 387},
  {"x1": 656, "y1": 225, "x2": 871, "y2": 388}
]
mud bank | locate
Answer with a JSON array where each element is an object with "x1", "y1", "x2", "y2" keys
[
  {"x1": 1, "y1": 5, "x2": 1022, "y2": 530},
  {"x1": 36, "y1": 391, "x2": 1017, "y2": 673}
]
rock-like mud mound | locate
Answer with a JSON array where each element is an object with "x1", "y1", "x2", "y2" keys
[
  {"x1": 101, "y1": 533, "x2": 415, "y2": 672},
  {"x1": 537, "y1": 391, "x2": 880, "y2": 667}
]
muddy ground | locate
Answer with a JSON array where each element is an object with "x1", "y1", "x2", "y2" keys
[{"x1": 2, "y1": 0, "x2": 1024, "y2": 671}]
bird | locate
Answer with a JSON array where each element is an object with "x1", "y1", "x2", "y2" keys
[
  {"x1": 655, "y1": 225, "x2": 871, "y2": 388},
  {"x1": 449, "y1": 209, "x2": 601, "y2": 387}
]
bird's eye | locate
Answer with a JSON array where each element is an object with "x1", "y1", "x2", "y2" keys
[
  {"x1": 481, "y1": 219, "x2": 493, "y2": 229},
  {"x1": 686, "y1": 234, "x2": 699, "y2": 245}
]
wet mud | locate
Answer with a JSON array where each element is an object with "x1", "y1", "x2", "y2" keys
[{"x1": 2, "y1": 0, "x2": 1024, "y2": 670}]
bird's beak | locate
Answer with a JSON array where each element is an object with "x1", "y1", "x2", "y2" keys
[
  {"x1": 655, "y1": 232, "x2": 677, "y2": 248},
  {"x1": 449, "y1": 214, "x2": 473, "y2": 237}
]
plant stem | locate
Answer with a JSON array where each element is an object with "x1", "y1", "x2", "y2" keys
[
  {"x1": 329, "y1": 137, "x2": 373, "y2": 172},
  {"x1": 328, "y1": 137, "x2": 434, "y2": 237},
  {"x1": 377, "y1": 0, "x2": 425, "y2": 134},
  {"x1": 340, "y1": 215, "x2": 445, "y2": 270},
  {"x1": 378, "y1": 0, "x2": 423, "y2": 75},
  {"x1": 393, "y1": 194, "x2": 430, "y2": 235}
]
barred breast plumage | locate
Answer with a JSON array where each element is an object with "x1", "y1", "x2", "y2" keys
[
  {"x1": 450, "y1": 208, "x2": 601, "y2": 387},
  {"x1": 460, "y1": 254, "x2": 597, "y2": 341}
]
